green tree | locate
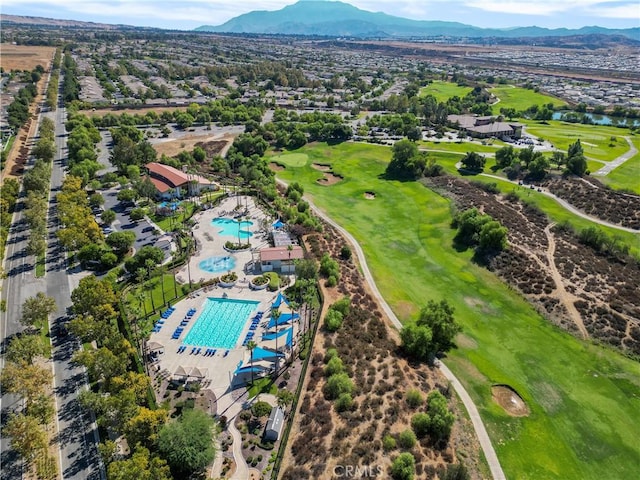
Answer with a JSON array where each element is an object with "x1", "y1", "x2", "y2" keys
[
  {"x1": 89, "y1": 193, "x2": 105, "y2": 208},
  {"x1": 4, "y1": 414, "x2": 47, "y2": 462},
  {"x1": 6, "y1": 334, "x2": 46, "y2": 364},
  {"x1": 129, "y1": 207, "x2": 145, "y2": 221},
  {"x1": 460, "y1": 151, "x2": 485, "y2": 171},
  {"x1": 324, "y1": 309, "x2": 344, "y2": 332},
  {"x1": 1, "y1": 362, "x2": 52, "y2": 407},
  {"x1": 157, "y1": 409, "x2": 216, "y2": 476},
  {"x1": 107, "y1": 446, "x2": 172, "y2": 480},
  {"x1": 566, "y1": 153, "x2": 587, "y2": 176},
  {"x1": 124, "y1": 407, "x2": 168, "y2": 451},
  {"x1": 426, "y1": 390, "x2": 455, "y2": 444},
  {"x1": 20, "y1": 292, "x2": 57, "y2": 329},
  {"x1": 495, "y1": 146, "x2": 517, "y2": 169},
  {"x1": 324, "y1": 372, "x2": 353, "y2": 400},
  {"x1": 386, "y1": 139, "x2": 427, "y2": 179},
  {"x1": 276, "y1": 389, "x2": 295, "y2": 411},
  {"x1": 417, "y1": 300, "x2": 462, "y2": 354},
  {"x1": 117, "y1": 188, "x2": 138, "y2": 203},
  {"x1": 101, "y1": 209, "x2": 116, "y2": 225},
  {"x1": 479, "y1": 220, "x2": 508, "y2": 252},
  {"x1": 252, "y1": 401, "x2": 272, "y2": 419},
  {"x1": 324, "y1": 356, "x2": 345, "y2": 377},
  {"x1": 71, "y1": 276, "x2": 117, "y2": 317},
  {"x1": 411, "y1": 412, "x2": 431, "y2": 438},
  {"x1": 400, "y1": 323, "x2": 433, "y2": 362},
  {"x1": 390, "y1": 452, "x2": 415, "y2": 480},
  {"x1": 106, "y1": 231, "x2": 136, "y2": 256}
]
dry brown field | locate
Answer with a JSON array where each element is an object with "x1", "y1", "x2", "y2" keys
[{"x1": 0, "y1": 44, "x2": 55, "y2": 71}]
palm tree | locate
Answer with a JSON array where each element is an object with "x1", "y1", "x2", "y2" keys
[
  {"x1": 246, "y1": 340, "x2": 257, "y2": 387},
  {"x1": 286, "y1": 244, "x2": 294, "y2": 275}
]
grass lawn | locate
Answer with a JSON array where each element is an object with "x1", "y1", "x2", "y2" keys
[
  {"x1": 419, "y1": 80, "x2": 472, "y2": 102},
  {"x1": 126, "y1": 274, "x2": 183, "y2": 317},
  {"x1": 600, "y1": 154, "x2": 640, "y2": 194},
  {"x1": 276, "y1": 141, "x2": 640, "y2": 480},
  {"x1": 248, "y1": 377, "x2": 277, "y2": 398},
  {"x1": 35, "y1": 254, "x2": 45, "y2": 278},
  {"x1": 151, "y1": 201, "x2": 197, "y2": 232},
  {"x1": 524, "y1": 121, "x2": 632, "y2": 162},
  {"x1": 271, "y1": 152, "x2": 309, "y2": 168},
  {"x1": 489, "y1": 86, "x2": 566, "y2": 113}
]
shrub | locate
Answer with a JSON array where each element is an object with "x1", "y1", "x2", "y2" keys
[
  {"x1": 324, "y1": 309, "x2": 343, "y2": 332},
  {"x1": 326, "y1": 275, "x2": 338, "y2": 287},
  {"x1": 383, "y1": 434, "x2": 397, "y2": 451},
  {"x1": 251, "y1": 401, "x2": 272, "y2": 418},
  {"x1": 411, "y1": 413, "x2": 431, "y2": 438},
  {"x1": 397, "y1": 429, "x2": 417, "y2": 449},
  {"x1": 324, "y1": 356, "x2": 344, "y2": 377},
  {"x1": 335, "y1": 393, "x2": 353, "y2": 412},
  {"x1": 324, "y1": 348, "x2": 339, "y2": 362},
  {"x1": 324, "y1": 372, "x2": 353, "y2": 400},
  {"x1": 406, "y1": 389, "x2": 423, "y2": 409},
  {"x1": 331, "y1": 297, "x2": 351, "y2": 316},
  {"x1": 390, "y1": 452, "x2": 415, "y2": 480},
  {"x1": 340, "y1": 244, "x2": 352, "y2": 260}
]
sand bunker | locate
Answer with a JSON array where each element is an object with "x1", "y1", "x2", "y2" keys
[
  {"x1": 312, "y1": 163, "x2": 332, "y2": 172},
  {"x1": 492, "y1": 384, "x2": 530, "y2": 416},
  {"x1": 317, "y1": 173, "x2": 343, "y2": 186},
  {"x1": 364, "y1": 191, "x2": 376, "y2": 200},
  {"x1": 269, "y1": 162, "x2": 285, "y2": 171}
]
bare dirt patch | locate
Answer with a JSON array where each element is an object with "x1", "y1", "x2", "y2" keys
[
  {"x1": 316, "y1": 173, "x2": 343, "y2": 186},
  {"x1": 0, "y1": 44, "x2": 55, "y2": 71},
  {"x1": 364, "y1": 191, "x2": 376, "y2": 199},
  {"x1": 152, "y1": 134, "x2": 234, "y2": 158},
  {"x1": 311, "y1": 163, "x2": 332, "y2": 172},
  {"x1": 269, "y1": 162, "x2": 285, "y2": 171},
  {"x1": 491, "y1": 385, "x2": 530, "y2": 417}
]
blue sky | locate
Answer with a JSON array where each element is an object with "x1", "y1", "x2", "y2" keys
[{"x1": 3, "y1": 0, "x2": 639, "y2": 30}]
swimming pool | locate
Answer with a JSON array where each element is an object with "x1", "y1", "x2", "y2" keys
[
  {"x1": 182, "y1": 298, "x2": 260, "y2": 349},
  {"x1": 159, "y1": 201, "x2": 180, "y2": 211},
  {"x1": 212, "y1": 217, "x2": 254, "y2": 239},
  {"x1": 198, "y1": 256, "x2": 236, "y2": 273}
]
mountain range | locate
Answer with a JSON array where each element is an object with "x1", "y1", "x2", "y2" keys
[{"x1": 196, "y1": 0, "x2": 640, "y2": 40}]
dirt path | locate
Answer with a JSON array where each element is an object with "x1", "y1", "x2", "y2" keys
[
  {"x1": 543, "y1": 224, "x2": 589, "y2": 339},
  {"x1": 275, "y1": 178, "x2": 507, "y2": 480}
]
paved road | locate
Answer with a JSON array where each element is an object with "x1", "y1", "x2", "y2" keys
[
  {"x1": 275, "y1": 179, "x2": 507, "y2": 480},
  {"x1": 0, "y1": 85, "x2": 51, "y2": 480},
  {"x1": 45, "y1": 92, "x2": 104, "y2": 480},
  {"x1": 593, "y1": 136, "x2": 638, "y2": 176}
]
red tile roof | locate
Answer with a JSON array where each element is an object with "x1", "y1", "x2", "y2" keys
[
  {"x1": 260, "y1": 246, "x2": 304, "y2": 262},
  {"x1": 146, "y1": 162, "x2": 213, "y2": 189}
]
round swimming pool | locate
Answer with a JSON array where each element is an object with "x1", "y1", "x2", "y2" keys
[
  {"x1": 212, "y1": 217, "x2": 254, "y2": 239},
  {"x1": 199, "y1": 255, "x2": 236, "y2": 273}
]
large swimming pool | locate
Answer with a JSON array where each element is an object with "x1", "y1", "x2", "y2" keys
[
  {"x1": 182, "y1": 297, "x2": 260, "y2": 349},
  {"x1": 198, "y1": 255, "x2": 236, "y2": 273},
  {"x1": 212, "y1": 217, "x2": 254, "y2": 239}
]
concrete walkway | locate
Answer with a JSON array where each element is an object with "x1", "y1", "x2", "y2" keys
[
  {"x1": 276, "y1": 178, "x2": 507, "y2": 480},
  {"x1": 593, "y1": 136, "x2": 638, "y2": 176}
]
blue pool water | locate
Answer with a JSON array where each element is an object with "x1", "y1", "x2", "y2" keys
[
  {"x1": 212, "y1": 217, "x2": 254, "y2": 239},
  {"x1": 182, "y1": 298, "x2": 260, "y2": 349},
  {"x1": 159, "y1": 201, "x2": 180, "y2": 211},
  {"x1": 198, "y1": 256, "x2": 236, "y2": 273}
]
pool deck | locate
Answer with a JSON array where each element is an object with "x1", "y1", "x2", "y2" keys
[
  {"x1": 177, "y1": 195, "x2": 272, "y2": 284},
  {"x1": 149, "y1": 195, "x2": 300, "y2": 478},
  {"x1": 148, "y1": 285, "x2": 277, "y2": 391}
]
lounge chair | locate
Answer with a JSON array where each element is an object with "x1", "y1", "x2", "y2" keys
[
  {"x1": 191, "y1": 347, "x2": 197, "y2": 354},
  {"x1": 223, "y1": 350, "x2": 229, "y2": 357}
]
